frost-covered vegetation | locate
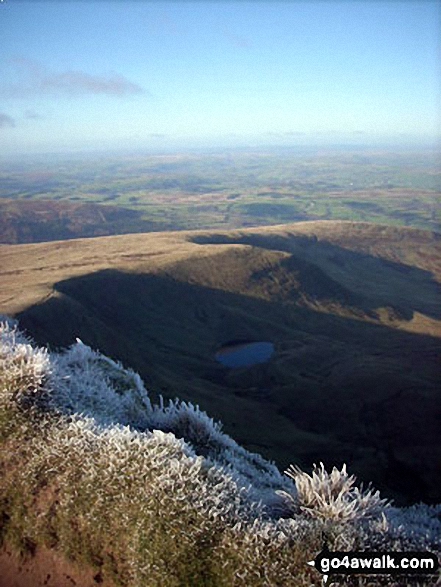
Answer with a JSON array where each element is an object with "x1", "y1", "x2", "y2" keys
[
  {"x1": 0, "y1": 317, "x2": 440, "y2": 586},
  {"x1": 277, "y1": 463, "x2": 390, "y2": 524}
]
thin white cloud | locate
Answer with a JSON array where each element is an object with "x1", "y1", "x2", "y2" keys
[{"x1": 1, "y1": 58, "x2": 144, "y2": 98}]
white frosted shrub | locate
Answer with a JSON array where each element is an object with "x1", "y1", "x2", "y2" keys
[
  {"x1": 277, "y1": 462, "x2": 390, "y2": 523},
  {"x1": 0, "y1": 319, "x2": 51, "y2": 409},
  {"x1": 50, "y1": 340, "x2": 153, "y2": 429},
  {"x1": 149, "y1": 397, "x2": 224, "y2": 451}
]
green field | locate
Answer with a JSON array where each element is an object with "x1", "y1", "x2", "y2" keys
[{"x1": 0, "y1": 146, "x2": 439, "y2": 243}]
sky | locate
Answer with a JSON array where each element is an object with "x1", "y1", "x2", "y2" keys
[{"x1": 0, "y1": 0, "x2": 440, "y2": 154}]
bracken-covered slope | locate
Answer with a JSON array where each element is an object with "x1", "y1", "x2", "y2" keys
[
  {"x1": 0, "y1": 319, "x2": 440, "y2": 587},
  {"x1": 0, "y1": 198, "x2": 171, "y2": 244},
  {"x1": 0, "y1": 221, "x2": 440, "y2": 504}
]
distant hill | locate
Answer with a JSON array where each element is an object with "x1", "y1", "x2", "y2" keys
[
  {"x1": 0, "y1": 220, "x2": 440, "y2": 504},
  {"x1": 0, "y1": 198, "x2": 173, "y2": 243}
]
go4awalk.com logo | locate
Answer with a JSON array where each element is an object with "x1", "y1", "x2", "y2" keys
[{"x1": 307, "y1": 546, "x2": 440, "y2": 586}]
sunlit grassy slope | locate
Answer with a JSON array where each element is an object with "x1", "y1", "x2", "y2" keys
[
  {"x1": 0, "y1": 221, "x2": 440, "y2": 507},
  {"x1": 0, "y1": 318, "x2": 440, "y2": 587}
]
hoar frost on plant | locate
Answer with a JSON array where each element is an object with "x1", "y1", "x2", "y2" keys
[
  {"x1": 0, "y1": 319, "x2": 51, "y2": 409},
  {"x1": 277, "y1": 462, "x2": 390, "y2": 523}
]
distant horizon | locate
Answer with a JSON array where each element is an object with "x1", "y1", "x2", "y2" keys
[
  {"x1": 2, "y1": 134, "x2": 440, "y2": 163},
  {"x1": 1, "y1": 1, "x2": 440, "y2": 155}
]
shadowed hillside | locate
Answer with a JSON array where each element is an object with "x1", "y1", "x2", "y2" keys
[
  {"x1": 1, "y1": 221, "x2": 440, "y2": 504},
  {"x1": 0, "y1": 198, "x2": 173, "y2": 244}
]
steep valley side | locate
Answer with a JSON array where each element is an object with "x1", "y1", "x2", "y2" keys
[{"x1": 1, "y1": 221, "x2": 440, "y2": 504}]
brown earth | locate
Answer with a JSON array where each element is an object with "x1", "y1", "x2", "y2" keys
[{"x1": 0, "y1": 544, "x2": 115, "y2": 587}]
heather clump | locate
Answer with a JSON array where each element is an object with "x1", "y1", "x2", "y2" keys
[{"x1": 277, "y1": 463, "x2": 390, "y2": 523}]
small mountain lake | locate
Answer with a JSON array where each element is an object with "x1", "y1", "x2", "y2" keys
[{"x1": 215, "y1": 341, "x2": 274, "y2": 368}]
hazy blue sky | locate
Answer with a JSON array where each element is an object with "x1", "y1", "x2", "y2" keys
[{"x1": 1, "y1": 0, "x2": 440, "y2": 153}]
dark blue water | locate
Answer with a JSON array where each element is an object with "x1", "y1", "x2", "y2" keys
[{"x1": 215, "y1": 341, "x2": 274, "y2": 368}]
